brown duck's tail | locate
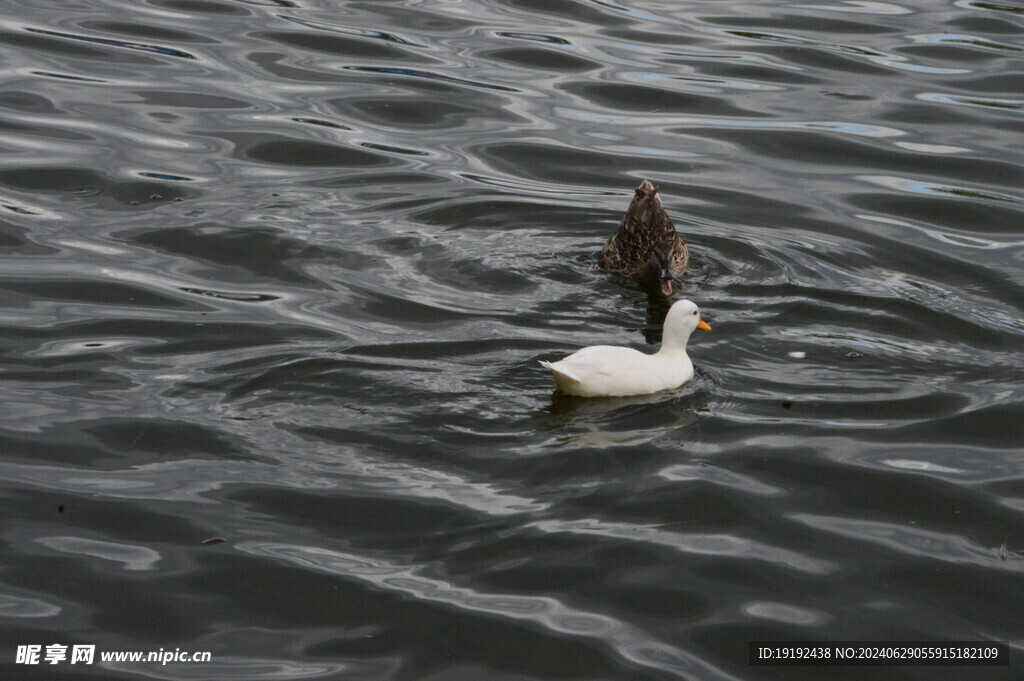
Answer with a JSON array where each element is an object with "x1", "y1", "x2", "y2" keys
[
  {"x1": 624, "y1": 180, "x2": 672, "y2": 234},
  {"x1": 633, "y1": 179, "x2": 659, "y2": 205},
  {"x1": 636, "y1": 179, "x2": 657, "y2": 196},
  {"x1": 601, "y1": 179, "x2": 680, "y2": 272}
]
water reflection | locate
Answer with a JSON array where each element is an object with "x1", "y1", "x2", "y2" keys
[
  {"x1": 541, "y1": 390, "x2": 703, "y2": 448},
  {"x1": 0, "y1": 0, "x2": 1022, "y2": 679}
]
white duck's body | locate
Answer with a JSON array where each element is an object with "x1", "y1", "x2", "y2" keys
[
  {"x1": 540, "y1": 345, "x2": 694, "y2": 397},
  {"x1": 540, "y1": 300, "x2": 710, "y2": 397}
]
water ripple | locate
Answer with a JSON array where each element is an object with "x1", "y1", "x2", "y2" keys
[
  {"x1": 239, "y1": 541, "x2": 740, "y2": 681},
  {"x1": 0, "y1": 0, "x2": 1021, "y2": 678},
  {"x1": 530, "y1": 518, "x2": 836, "y2": 574},
  {"x1": 35, "y1": 536, "x2": 162, "y2": 571},
  {"x1": 341, "y1": 65, "x2": 520, "y2": 92},
  {"x1": 792, "y1": 514, "x2": 1022, "y2": 572},
  {"x1": 24, "y1": 27, "x2": 197, "y2": 59}
]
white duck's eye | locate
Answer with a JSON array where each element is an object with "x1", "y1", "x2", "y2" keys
[{"x1": 692, "y1": 311, "x2": 697, "y2": 315}]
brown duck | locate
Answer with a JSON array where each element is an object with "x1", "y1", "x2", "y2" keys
[{"x1": 601, "y1": 180, "x2": 689, "y2": 295}]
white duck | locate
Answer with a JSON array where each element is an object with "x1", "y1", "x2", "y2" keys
[{"x1": 540, "y1": 299, "x2": 711, "y2": 397}]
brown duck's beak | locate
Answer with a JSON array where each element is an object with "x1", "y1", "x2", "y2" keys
[
  {"x1": 697, "y1": 319, "x2": 712, "y2": 332},
  {"x1": 660, "y1": 278, "x2": 673, "y2": 295}
]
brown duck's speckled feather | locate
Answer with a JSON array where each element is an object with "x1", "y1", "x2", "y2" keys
[{"x1": 600, "y1": 180, "x2": 689, "y2": 288}]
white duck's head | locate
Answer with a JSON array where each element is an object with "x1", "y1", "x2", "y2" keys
[{"x1": 661, "y1": 299, "x2": 711, "y2": 351}]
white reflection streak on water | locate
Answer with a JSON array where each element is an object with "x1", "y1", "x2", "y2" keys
[
  {"x1": 101, "y1": 658, "x2": 349, "y2": 681},
  {"x1": 791, "y1": 514, "x2": 1023, "y2": 572},
  {"x1": 238, "y1": 541, "x2": 741, "y2": 681},
  {"x1": 0, "y1": 451, "x2": 544, "y2": 515},
  {"x1": 528, "y1": 518, "x2": 836, "y2": 575},
  {"x1": 35, "y1": 535, "x2": 161, "y2": 571}
]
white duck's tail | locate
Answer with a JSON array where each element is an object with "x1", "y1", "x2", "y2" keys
[{"x1": 539, "y1": 360, "x2": 581, "y2": 383}]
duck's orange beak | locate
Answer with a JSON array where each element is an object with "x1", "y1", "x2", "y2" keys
[{"x1": 697, "y1": 319, "x2": 711, "y2": 332}]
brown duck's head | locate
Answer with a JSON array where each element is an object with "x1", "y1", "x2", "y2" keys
[{"x1": 647, "y1": 240, "x2": 677, "y2": 295}]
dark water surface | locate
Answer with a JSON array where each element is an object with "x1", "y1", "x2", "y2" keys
[{"x1": 1, "y1": 0, "x2": 1022, "y2": 679}]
